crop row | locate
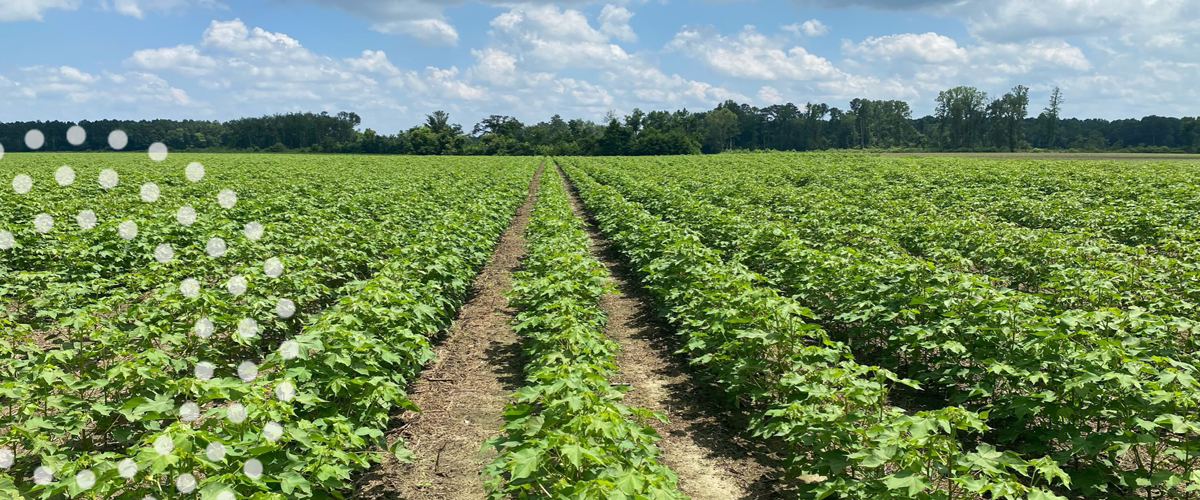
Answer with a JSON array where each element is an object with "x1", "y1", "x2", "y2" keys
[
  {"x1": 559, "y1": 160, "x2": 1069, "y2": 500},
  {"x1": 794, "y1": 156, "x2": 1200, "y2": 259},
  {"x1": 569, "y1": 155, "x2": 1200, "y2": 499},
  {"x1": 483, "y1": 169, "x2": 683, "y2": 499},
  {"x1": 629, "y1": 155, "x2": 1200, "y2": 321},
  {"x1": 1, "y1": 155, "x2": 464, "y2": 332},
  {"x1": 1, "y1": 155, "x2": 534, "y2": 498}
]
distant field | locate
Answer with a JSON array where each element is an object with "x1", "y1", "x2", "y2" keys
[{"x1": 879, "y1": 151, "x2": 1200, "y2": 160}]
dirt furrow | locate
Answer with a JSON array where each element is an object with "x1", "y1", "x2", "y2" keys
[
  {"x1": 554, "y1": 165, "x2": 786, "y2": 500},
  {"x1": 354, "y1": 164, "x2": 541, "y2": 500}
]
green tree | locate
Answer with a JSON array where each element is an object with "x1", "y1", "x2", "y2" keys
[
  {"x1": 802, "y1": 102, "x2": 830, "y2": 150},
  {"x1": 850, "y1": 98, "x2": 872, "y2": 148},
  {"x1": 1040, "y1": 87, "x2": 1063, "y2": 148},
  {"x1": 473, "y1": 115, "x2": 523, "y2": 138},
  {"x1": 633, "y1": 129, "x2": 701, "y2": 155},
  {"x1": 598, "y1": 119, "x2": 632, "y2": 155},
  {"x1": 426, "y1": 110, "x2": 451, "y2": 134},
  {"x1": 625, "y1": 108, "x2": 645, "y2": 136},
  {"x1": 987, "y1": 85, "x2": 1030, "y2": 152},
  {"x1": 702, "y1": 108, "x2": 738, "y2": 152},
  {"x1": 935, "y1": 86, "x2": 989, "y2": 149}
]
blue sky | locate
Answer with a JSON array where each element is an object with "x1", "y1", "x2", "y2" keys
[{"x1": 1, "y1": 0, "x2": 1197, "y2": 132}]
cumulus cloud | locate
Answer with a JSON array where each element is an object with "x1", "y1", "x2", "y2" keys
[
  {"x1": 756, "y1": 85, "x2": 784, "y2": 104},
  {"x1": 423, "y1": 66, "x2": 488, "y2": 100},
  {"x1": 792, "y1": 0, "x2": 1200, "y2": 43},
  {"x1": 94, "y1": 14, "x2": 723, "y2": 131},
  {"x1": 835, "y1": 31, "x2": 1093, "y2": 105},
  {"x1": 664, "y1": 23, "x2": 921, "y2": 102},
  {"x1": 0, "y1": 0, "x2": 80, "y2": 21},
  {"x1": 372, "y1": 18, "x2": 459, "y2": 46},
  {"x1": 467, "y1": 48, "x2": 550, "y2": 87},
  {"x1": 667, "y1": 25, "x2": 846, "y2": 81},
  {"x1": 783, "y1": 19, "x2": 828, "y2": 36},
  {"x1": 345, "y1": 49, "x2": 403, "y2": 76},
  {"x1": 960, "y1": 0, "x2": 1200, "y2": 42},
  {"x1": 474, "y1": 5, "x2": 747, "y2": 114},
  {"x1": 843, "y1": 32, "x2": 967, "y2": 64},
  {"x1": 598, "y1": 4, "x2": 636, "y2": 42},
  {"x1": 842, "y1": 32, "x2": 1091, "y2": 77},
  {"x1": 285, "y1": 0, "x2": 649, "y2": 45},
  {"x1": 127, "y1": 45, "x2": 218, "y2": 75},
  {"x1": 100, "y1": 18, "x2": 494, "y2": 126},
  {"x1": 555, "y1": 77, "x2": 614, "y2": 106},
  {"x1": 488, "y1": 4, "x2": 633, "y2": 70},
  {"x1": 9, "y1": 65, "x2": 193, "y2": 109},
  {"x1": 281, "y1": 0, "x2": 463, "y2": 45}
]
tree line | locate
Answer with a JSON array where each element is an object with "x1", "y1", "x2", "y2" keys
[{"x1": 3, "y1": 86, "x2": 1199, "y2": 155}]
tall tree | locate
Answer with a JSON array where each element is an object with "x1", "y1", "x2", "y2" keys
[
  {"x1": 625, "y1": 108, "x2": 645, "y2": 136},
  {"x1": 849, "y1": 98, "x2": 872, "y2": 149},
  {"x1": 702, "y1": 108, "x2": 738, "y2": 153},
  {"x1": 935, "y1": 86, "x2": 989, "y2": 149},
  {"x1": 802, "y1": 102, "x2": 830, "y2": 150},
  {"x1": 988, "y1": 85, "x2": 1030, "y2": 152},
  {"x1": 473, "y1": 115, "x2": 523, "y2": 137},
  {"x1": 425, "y1": 110, "x2": 451, "y2": 134},
  {"x1": 598, "y1": 119, "x2": 632, "y2": 155},
  {"x1": 1041, "y1": 87, "x2": 1064, "y2": 148}
]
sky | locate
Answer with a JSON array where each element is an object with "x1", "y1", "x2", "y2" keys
[{"x1": 0, "y1": 0, "x2": 1197, "y2": 132}]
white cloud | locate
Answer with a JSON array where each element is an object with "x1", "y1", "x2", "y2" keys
[
  {"x1": 127, "y1": 45, "x2": 218, "y2": 75},
  {"x1": 783, "y1": 19, "x2": 828, "y2": 36},
  {"x1": 665, "y1": 23, "x2": 918, "y2": 103},
  {"x1": 424, "y1": 66, "x2": 487, "y2": 100},
  {"x1": 0, "y1": 0, "x2": 80, "y2": 21},
  {"x1": 488, "y1": 4, "x2": 632, "y2": 70},
  {"x1": 287, "y1": 0, "x2": 648, "y2": 45},
  {"x1": 122, "y1": 19, "x2": 500, "y2": 126},
  {"x1": 756, "y1": 85, "x2": 784, "y2": 104},
  {"x1": 58, "y1": 65, "x2": 99, "y2": 83},
  {"x1": 345, "y1": 49, "x2": 402, "y2": 76},
  {"x1": 843, "y1": 32, "x2": 1090, "y2": 75},
  {"x1": 843, "y1": 32, "x2": 967, "y2": 64},
  {"x1": 10, "y1": 65, "x2": 193, "y2": 109},
  {"x1": 468, "y1": 5, "x2": 748, "y2": 116},
  {"x1": 101, "y1": 0, "x2": 226, "y2": 19},
  {"x1": 598, "y1": 4, "x2": 637, "y2": 42},
  {"x1": 468, "y1": 48, "x2": 519, "y2": 86},
  {"x1": 283, "y1": 0, "x2": 459, "y2": 45},
  {"x1": 554, "y1": 77, "x2": 613, "y2": 106},
  {"x1": 1139, "y1": 59, "x2": 1199, "y2": 83},
  {"x1": 1147, "y1": 33, "x2": 1185, "y2": 49},
  {"x1": 668, "y1": 25, "x2": 845, "y2": 81},
  {"x1": 372, "y1": 18, "x2": 459, "y2": 46},
  {"x1": 792, "y1": 0, "x2": 1200, "y2": 43},
  {"x1": 202, "y1": 18, "x2": 303, "y2": 53},
  {"x1": 959, "y1": 0, "x2": 1200, "y2": 42}
]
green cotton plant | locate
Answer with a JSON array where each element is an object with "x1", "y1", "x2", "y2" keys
[
  {"x1": 566, "y1": 154, "x2": 1200, "y2": 499},
  {"x1": 0, "y1": 154, "x2": 536, "y2": 499},
  {"x1": 559, "y1": 160, "x2": 1072, "y2": 499},
  {"x1": 483, "y1": 170, "x2": 685, "y2": 500},
  {"x1": 643, "y1": 156, "x2": 1197, "y2": 498}
]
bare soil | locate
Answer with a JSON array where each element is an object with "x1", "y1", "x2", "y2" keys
[
  {"x1": 554, "y1": 166, "x2": 789, "y2": 500},
  {"x1": 353, "y1": 165, "x2": 541, "y2": 500}
]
